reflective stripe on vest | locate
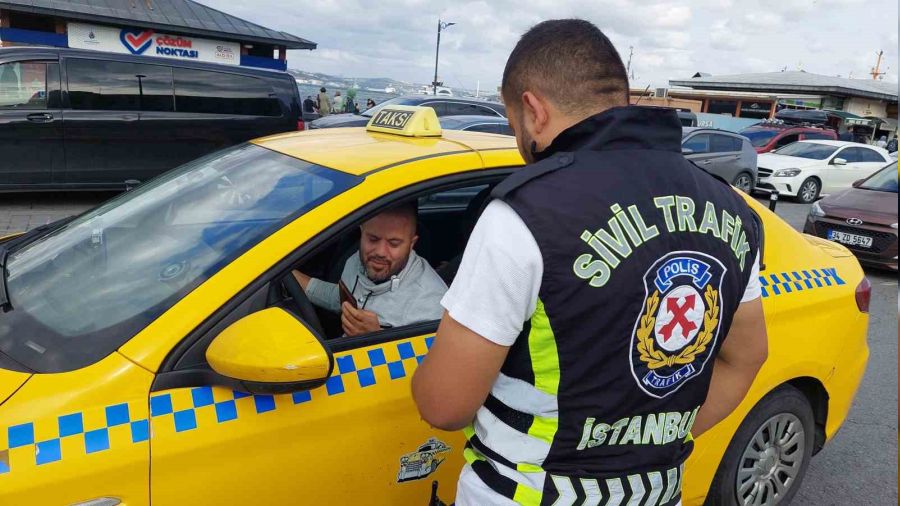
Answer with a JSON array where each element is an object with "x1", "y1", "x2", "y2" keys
[{"x1": 464, "y1": 299, "x2": 560, "y2": 503}]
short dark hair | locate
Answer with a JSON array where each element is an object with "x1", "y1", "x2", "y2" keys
[
  {"x1": 376, "y1": 201, "x2": 418, "y2": 231},
  {"x1": 502, "y1": 19, "x2": 629, "y2": 114},
  {"x1": 320, "y1": 87, "x2": 326, "y2": 92}
]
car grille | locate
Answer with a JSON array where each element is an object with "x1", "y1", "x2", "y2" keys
[
  {"x1": 758, "y1": 167, "x2": 773, "y2": 178},
  {"x1": 813, "y1": 222, "x2": 897, "y2": 253},
  {"x1": 405, "y1": 462, "x2": 422, "y2": 472}
]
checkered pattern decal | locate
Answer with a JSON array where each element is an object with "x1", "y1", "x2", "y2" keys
[
  {"x1": 0, "y1": 336, "x2": 433, "y2": 476},
  {"x1": 759, "y1": 267, "x2": 845, "y2": 298}
]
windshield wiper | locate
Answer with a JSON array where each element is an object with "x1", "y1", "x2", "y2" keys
[
  {"x1": 3, "y1": 215, "x2": 76, "y2": 252},
  {"x1": 0, "y1": 215, "x2": 77, "y2": 312}
]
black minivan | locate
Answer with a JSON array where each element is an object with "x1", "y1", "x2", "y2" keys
[{"x1": 0, "y1": 47, "x2": 301, "y2": 190}]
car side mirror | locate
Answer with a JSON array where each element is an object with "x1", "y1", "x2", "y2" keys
[
  {"x1": 206, "y1": 307, "x2": 333, "y2": 394},
  {"x1": 852, "y1": 179, "x2": 864, "y2": 187},
  {"x1": 832, "y1": 157, "x2": 847, "y2": 165},
  {"x1": 681, "y1": 148, "x2": 694, "y2": 155}
]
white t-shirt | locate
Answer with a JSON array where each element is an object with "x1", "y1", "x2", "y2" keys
[{"x1": 441, "y1": 200, "x2": 762, "y2": 347}]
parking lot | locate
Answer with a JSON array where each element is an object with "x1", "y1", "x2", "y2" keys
[{"x1": 0, "y1": 192, "x2": 896, "y2": 504}]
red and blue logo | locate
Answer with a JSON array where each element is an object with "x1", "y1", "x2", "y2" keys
[{"x1": 119, "y1": 28, "x2": 154, "y2": 55}]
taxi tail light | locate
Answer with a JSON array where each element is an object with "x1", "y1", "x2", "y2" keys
[
  {"x1": 297, "y1": 119, "x2": 305, "y2": 131},
  {"x1": 855, "y1": 277, "x2": 871, "y2": 313}
]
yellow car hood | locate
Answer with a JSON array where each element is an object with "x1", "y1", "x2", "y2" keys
[{"x1": 0, "y1": 368, "x2": 29, "y2": 406}]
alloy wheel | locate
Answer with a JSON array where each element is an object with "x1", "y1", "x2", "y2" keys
[
  {"x1": 736, "y1": 413, "x2": 805, "y2": 505},
  {"x1": 734, "y1": 174, "x2": 753, "y2": 193},
  {"x1": 800, "y1": 181, "x2": 818, "y2": 203}
]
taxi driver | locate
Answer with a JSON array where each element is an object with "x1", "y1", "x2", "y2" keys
[{"x1": 293, "y1": 202, "x2": 447, "y2": 336}]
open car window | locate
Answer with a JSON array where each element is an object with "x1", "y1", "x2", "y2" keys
[{"x1": 297, "y1": 181, "x2": 498, "y2": 341}]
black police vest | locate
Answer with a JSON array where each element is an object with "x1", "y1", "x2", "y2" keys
[{"x1": 466, "y1": 106, "x2": 760, "y2": 506}]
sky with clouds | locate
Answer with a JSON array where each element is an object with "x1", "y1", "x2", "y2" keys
[{"x1": 203, "y1": 0, "x2": 898, "y2": 91}]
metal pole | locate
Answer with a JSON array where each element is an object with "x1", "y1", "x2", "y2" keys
[{"x1": 433, "y1": 19, "x2": 441, "y2": 96}]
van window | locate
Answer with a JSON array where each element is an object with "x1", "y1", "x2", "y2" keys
[
  {"x1": 0, "y1": 61, "x2": 50, "y2": 109},
  {"x1": 173, "y1": 68, "x2": 281, "y2": 116},
  {"x1": 67, "y1": 59, "x2": 174, "y2": 112}
]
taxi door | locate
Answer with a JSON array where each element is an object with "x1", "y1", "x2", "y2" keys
[{"x1": 148, "y1": 326, "x2": 465, "y2": 504}]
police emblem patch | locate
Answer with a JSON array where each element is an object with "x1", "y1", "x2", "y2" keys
[{"x1": 630, "y1": 251, "x2": 726, "y2": 398}]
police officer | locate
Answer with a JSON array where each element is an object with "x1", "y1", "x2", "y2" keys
[{"x1": 412, "y1": 19, "x2": 768, "y2": 506}]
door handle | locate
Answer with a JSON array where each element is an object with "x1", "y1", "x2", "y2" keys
[{"x1": 26, "y1": 113, "x2": 53, "y2": 122}]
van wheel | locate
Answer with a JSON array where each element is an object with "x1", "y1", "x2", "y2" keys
[
  {"x1": 732, "y1": 172, "x2": 754, "y2": 194},
  {"x1": 796, "y1": 178, "x2": 820, "y2": 203},
  {"x1": 704, "y1": 385, "x2": 815, "y2": 506}
]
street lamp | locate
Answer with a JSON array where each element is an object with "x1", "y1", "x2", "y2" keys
[{"x1": 433, "y1": 19, "x2": 455, "y2": 96}]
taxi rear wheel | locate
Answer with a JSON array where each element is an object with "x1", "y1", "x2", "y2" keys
[{"x1": 705, "y1": 384, "x2": 815, "y2": 506}]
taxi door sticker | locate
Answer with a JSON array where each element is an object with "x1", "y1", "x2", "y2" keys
[{"x1": 397, "y1": 437, "x2": 451, "y2": 483}]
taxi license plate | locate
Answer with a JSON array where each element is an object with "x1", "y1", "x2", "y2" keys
[{"x1": 828, "y1": 230, "x2": 873, "y2": 248}]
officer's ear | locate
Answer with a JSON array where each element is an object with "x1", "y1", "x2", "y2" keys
[{"x1": 520, "y1": 91, "x2": 551, "y2": 135}]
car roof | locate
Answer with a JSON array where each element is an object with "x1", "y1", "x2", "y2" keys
[
  {"x1": 798, "y1": 139, "x2": 882, "y2": 148},
  {"x1": 253, "y1": 127, "x2": 518, "y2": 176},
  {"x1": 682, "y1": 127, "x2": 741, "y2": 137},
  {"x1": 439, "y1": 115, "x2": 508, "y2": 126}
]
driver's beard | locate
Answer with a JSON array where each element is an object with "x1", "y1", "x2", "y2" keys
[{"x1": 361, "y1": 251, "x2": 409, "y2": 284}]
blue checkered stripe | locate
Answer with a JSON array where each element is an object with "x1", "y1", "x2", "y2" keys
[
  {"x1": 759, "y1": 267, "x2": 845, "y2": 298},
  {"x1": 327, "y1": 336, "x2": 434, "y2": 395},
  {"x1": 0, "y1": 336, "x2": 434, "y2": 476},
  {"x1": 2, "y1": 402, "x2": 148, "y2": 473},
  {"x1": 147, "y1": 337, "x2": 434, "y2": 433}
]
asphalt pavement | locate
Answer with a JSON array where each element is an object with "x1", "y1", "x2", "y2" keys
[
  {"x1": 0, "y1": 192, "x2": 896, "y2": 504},
  {"x1": 759, "y1": 198, "x2": 898, "y2": 506}
]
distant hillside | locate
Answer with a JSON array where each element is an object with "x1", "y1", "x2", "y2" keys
[{"x1": 287, "y1": 69, "x2": 416, "y2": 92}]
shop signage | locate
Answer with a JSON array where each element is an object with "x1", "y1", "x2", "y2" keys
[{"x1": 68, "y1": 22, "x2": 239, "y2": 65}]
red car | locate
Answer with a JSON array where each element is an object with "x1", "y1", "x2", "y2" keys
[
  {"x1": 803, "y1": 161, "x2": 898, "y2": 270},
  {"x1": 740, "y1": 124, "x2": 838, "y2": 154}
]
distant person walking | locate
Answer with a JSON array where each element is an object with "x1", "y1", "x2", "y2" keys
[
  {"x1": 333, "y1": 91, "x2": 344, "y2": 114},
  {"x1": 367, "y1": 98, "x2": 376, "y2": 109},
  {"x1": 876, "y1": 135, "x2": 888, "y2": 148},
  {"x1": 317, "y1": 87, "x2": 331, "y2": 117},
  {"x1": 839, "y1": 129, "x2": 853, "y2": 141}
]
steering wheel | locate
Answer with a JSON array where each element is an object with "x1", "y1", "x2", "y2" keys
[{"x1": 280, "y1": 272, "x2": 326, "y2": 338}]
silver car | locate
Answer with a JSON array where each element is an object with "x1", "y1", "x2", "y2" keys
[{"x1": 681, "y1": 128, "x2": 758, "y2": 193}]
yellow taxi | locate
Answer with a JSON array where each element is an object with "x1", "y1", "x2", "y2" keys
[{"x1": 0, "y1": 107, "x2": 868, "y2": 505}]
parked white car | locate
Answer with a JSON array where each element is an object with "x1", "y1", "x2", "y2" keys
[{"x1": 755, "y1": 140, "x2": 892, "y2": 203}]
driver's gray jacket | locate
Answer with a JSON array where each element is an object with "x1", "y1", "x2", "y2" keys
[{"x1": 306, "y1": 250, "x2": 447, "y2": 328}]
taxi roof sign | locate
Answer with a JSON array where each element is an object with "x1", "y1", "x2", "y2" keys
[{"x1": 366, "y1": 105, "x2": 442, "y2": 137}]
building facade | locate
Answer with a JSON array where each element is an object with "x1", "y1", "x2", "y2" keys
[{"x1": 0, "y1": 0, "x2": 315, "y2": 71}]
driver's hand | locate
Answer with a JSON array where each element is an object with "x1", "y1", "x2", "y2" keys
[{"x1": 341, "y1": 302, "x2": 381, "y2": 336}]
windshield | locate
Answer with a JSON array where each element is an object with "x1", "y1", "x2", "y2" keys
[
  {"x1": 860, "y1": 162, "x2": 899, "y2": 192},
  {"x1": 361, "y1": 97, "x2": 420, "y2": 117},
  {"x1": 773, "y1": 142, "x2": 838, "y2": 160},
  {"x1": 742, "y1": 129, "x2": 779, "y2": 147},
  {"x1": 0, "y1": 144, "x2": 360, "y2": 372}
]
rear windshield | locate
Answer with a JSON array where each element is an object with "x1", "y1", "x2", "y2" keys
[
  {"x1": 1, "y1": 144, "x2": 360, "y2": 372},
  {"x1": 741, "y1": 129, "x2": 779, "y2": 147},
  {"x1": 860, "y1": 162, "x2": 898, "y2": 192},
  {"x1": 773, "y1": 142, "x2": 838, "y2": 160}
]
